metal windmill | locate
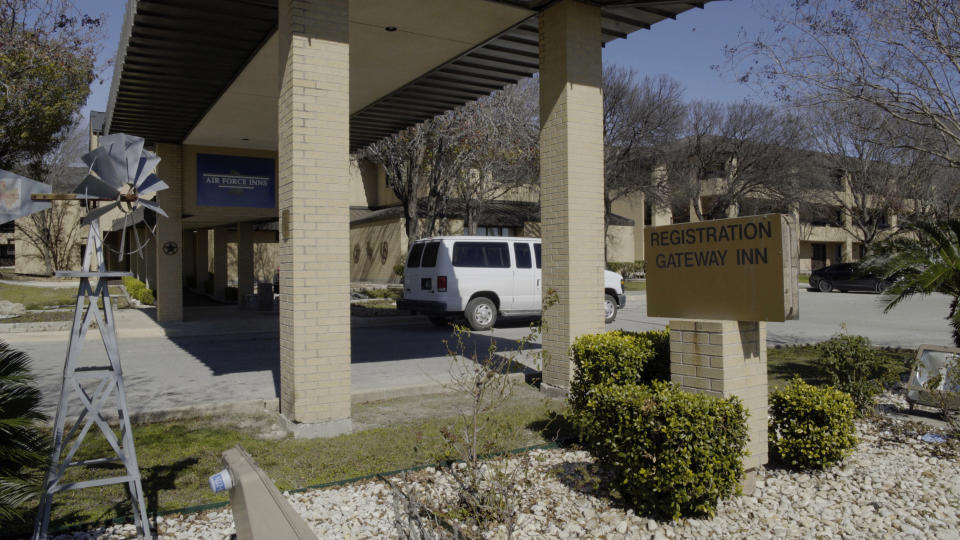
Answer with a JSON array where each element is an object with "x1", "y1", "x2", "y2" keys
[{"x1": 1, "y1": 133, "x2": 167, "y2": 539}]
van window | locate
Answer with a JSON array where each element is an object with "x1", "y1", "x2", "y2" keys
[
  {"x1": 407, "y1": 243, "x2": 425, "y2": 268},
  {"x1": 452, "y1": 242, "x2": 510, "y2": 268},
  {"x1": 534, "y1": 243, "x2": 542, "y2": 269},
  {"x1": 514, "y1": 243, "x2": 532, "y2": 269},
  {"x1": 421, "y1": 242, "x2": 440, "y2": 268}
]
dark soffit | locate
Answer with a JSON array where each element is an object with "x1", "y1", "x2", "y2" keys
[{"x1": 105, "y1": 0, "x2": 713, "y2": 151}]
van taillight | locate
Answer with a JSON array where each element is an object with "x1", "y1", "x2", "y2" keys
[{"x1": 437, "y1": 275, "x2": 447, "y2": 292}]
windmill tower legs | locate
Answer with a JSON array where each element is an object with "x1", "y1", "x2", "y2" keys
[{"x1": 33, "y1": 221, "x2": 151, "y2": 539}]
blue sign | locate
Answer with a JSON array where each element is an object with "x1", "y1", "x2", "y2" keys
[{"x1": 197, "y1": 154, "x2": 276, "y2": 208}]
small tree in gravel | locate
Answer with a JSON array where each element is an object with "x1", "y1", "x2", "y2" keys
[{"x1": 390, "y1": 293, "x2": 557, "y2": 539}]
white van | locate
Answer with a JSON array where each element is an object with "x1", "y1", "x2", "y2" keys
[{"x1": 397, "y1": 236, "x2": 627, "y2": 330}]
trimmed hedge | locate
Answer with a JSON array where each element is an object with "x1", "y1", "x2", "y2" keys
[
  {"x1": 574, "y1": 382, "x2": 748, "y2": 520},
  {"x1": 122, "y1": 276, "x2": 155, "y2": 306},
  {"x1": 569, "y1": 330, "x2": 671, "y2": 412},
  {"x1": 769, "y1": 378, "x2": 858, "y2": 470}
]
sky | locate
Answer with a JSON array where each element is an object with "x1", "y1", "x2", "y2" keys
[{"x1": 80, "y1": 0, "x2": 774, "y2": 127}]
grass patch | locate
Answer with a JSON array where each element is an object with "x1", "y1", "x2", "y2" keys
[
  {"x1": 0, "y1": 283, "x2": 129, "y2": 311},
  {"x1": 767, "y1": 344, "x2": 913, "y2": 391},
  {"x1": 0, "y1": 283, "x2": 77, "y2": 309},
  {"x1": 7, "y1": 390, "x2": 567, "y2": 535},
  {"x1": 623, "y1": 280, "x2": 646, "y2": 292}
]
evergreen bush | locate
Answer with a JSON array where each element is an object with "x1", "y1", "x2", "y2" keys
[
  {"x1": 122, "y1": 276, "x2": 155, "y2": 306},
  {"x1": 570, "y1": 330, "x2": 672, "y2": 413},
  {"x1": 570, "y1": 331, "x2": 655, "y2": 412},
  {"x1": 769, "y1": 377, "x2": 858, "y2": 469},
  {"x1": 574, "y1": 382, "x2": 748, "y2": 520}
]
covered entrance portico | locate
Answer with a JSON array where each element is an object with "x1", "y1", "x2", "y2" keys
[{"x1": 104, "y1": 0, "x2": 710, "y2": 431}]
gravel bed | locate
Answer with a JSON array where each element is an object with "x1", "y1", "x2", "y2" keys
[{"x1": 53, "y1": 411, "x2": 959, "y2": 539}]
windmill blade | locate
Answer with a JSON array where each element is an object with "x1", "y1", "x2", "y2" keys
[
  {"x1": 0, "y1": 169, "x2": 52, "y2": 224},
  {"x1": 81, "y1": 147, "x2": 126, "y2": 189},
  {"x1": 134, "y1": 151, "x2": 160, "y2": 188},
  {"x1": 138, "y1": 199, "x2": 167, "y2": 218},
  {"x1": 136, "y1": 174, "x2": 168, "y2": 197},
  {"x1": 118, "y1": 135, "x2": 146, "y2": 186},
  {"x1": 82, "y1": 202, "x2": 119, "y2": 225},
  {"x1": 73, "y1": 175, "x2": 121, "y2": 200},
  {"x1": 97, "y1": 133, "x2": 144, "y2": 186}
]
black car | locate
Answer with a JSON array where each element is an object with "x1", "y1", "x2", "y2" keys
[{"x1": 809, "y1": 263, "x2": 890, "y2": 293}]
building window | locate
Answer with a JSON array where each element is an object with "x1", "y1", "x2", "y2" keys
[
  {"x1": 0, "y1": 243, "x2": 13, "y2": 266},
  {"x1": 0, "y1": 221, "x2": 14, "y2": 234}
]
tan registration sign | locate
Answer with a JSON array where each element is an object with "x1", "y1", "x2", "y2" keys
[{"x1": 644, "y1": 214, "x2": 799, "y2": 322}]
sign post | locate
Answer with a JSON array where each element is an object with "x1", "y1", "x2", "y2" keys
[{"x1": 644, "y1": 214, "x2": 799, "y2": 494}]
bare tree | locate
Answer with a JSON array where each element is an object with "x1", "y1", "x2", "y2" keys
[
  {"x1": 728, "y1": 0, "x2": 960, "y2": 168},
  {"x1": 16, "y1": 125, "x2": 87, "y2": 274},
  {"x1": 664, "y1": 101, "x2": 811, "y2": 221},
  {"x1": 361, "y1": 112, "x2": 472, "y2": 248},
  {"x1": 454, "y1": 78, "x2": 539, "y2": 235},
  {"x1": 803, "y1": 103, "x2": 943, "y2": 249},
  {"x1": 603, "y1": 68, "x2": 684, "y2": 236}
]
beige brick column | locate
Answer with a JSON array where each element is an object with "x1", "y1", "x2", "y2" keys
[
  {"x1": 669, "y1": 320, "x2": 768, "y2": 493},
  {"x1": 538, "y1": 0, "x2": 605, "y2": 390},
  {"x1": 237, "y1": 222, "x2": 254, "y2": 300},
  {"x1": 194, "y1": 229, "x2": 208, "y2": 293},
  {"x1": 277, "y1": 0, "x2": 351, "y2": 430},
  {"x1": 155, "y1": 143, "x2": 183, "y2": 322},
  {"x1": 213, "y1": 226, "x2": 228, "y2": 300}
]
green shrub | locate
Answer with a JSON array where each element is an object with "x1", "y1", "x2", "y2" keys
[
  {"x1": 570, "y1": 331, "x2": 655, "y2": 411},
  {"x1": 122, "y1": 276, "x2": 155, "y2": 306},
  {"x1": 769, "y1": 378, "x2": 858, "y2": 469},
  {"x1": 574, "y1": 382, "x2": 748, "y2": 520},
  {"x1": 570, "y1": 330, "x2": 672, "y2": 412},
  {"x1": 0, "y1": 341, "x2": 50, "y2": 525},
  {"x1": 814, "y1": 334, "x2": 902, "y2": 412}
]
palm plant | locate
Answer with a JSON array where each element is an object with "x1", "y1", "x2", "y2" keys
[
  {"x1": 861, "y1": 219, "x2": 960, "y2": 346},
  {"x1": 0, "y1": 340, "x2": 49, "y2": 526}
]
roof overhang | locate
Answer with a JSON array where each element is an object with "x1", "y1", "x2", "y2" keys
[{"x1": 105, "y1": 0, "x2": 713, "y2": 152}]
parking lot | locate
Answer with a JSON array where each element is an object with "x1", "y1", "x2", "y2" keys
[{"x1": 8, "y1": 286, "x2": 954, "y2": 416}]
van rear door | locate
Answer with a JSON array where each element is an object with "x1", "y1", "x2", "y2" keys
[
  {"x1": 403, "y1": 242, "x2": 426, "y2": 299},
  {"x1": 512, "y1": 241, "x2": 538, "y2": 312}
]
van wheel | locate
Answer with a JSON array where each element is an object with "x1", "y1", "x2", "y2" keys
[
  {"x1": 604, "y1": 294, "x2": 618, "y2": 324},
  {"x1": 465, "y1": 297, "x2": 497, "y2": 331}
]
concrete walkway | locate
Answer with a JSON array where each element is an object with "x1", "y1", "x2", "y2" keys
[
  {"x1": 6, "y1": 286, "x2": 954, "y2": 419},
  {"x1": 6, "y1": 305, "x2": 538, "y2": 417}
]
